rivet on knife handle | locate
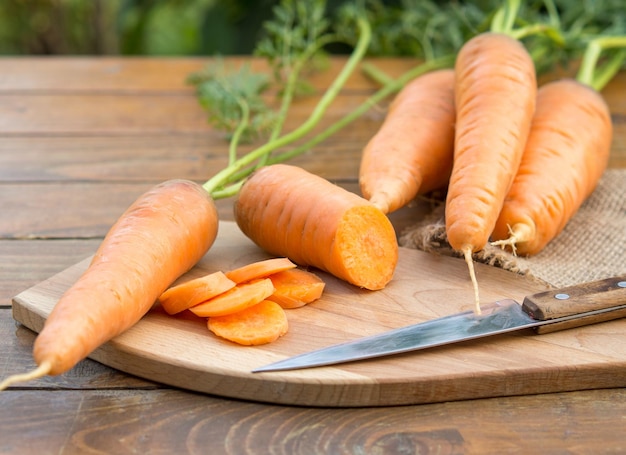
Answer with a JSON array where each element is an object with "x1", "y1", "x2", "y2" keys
[{"x1": 522, "y1": 275, "x2": 626, "y2": 334}]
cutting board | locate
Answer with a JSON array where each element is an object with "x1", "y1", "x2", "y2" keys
[{"x1": 12, "y1": 221, "x2": 626, "y2": 407}]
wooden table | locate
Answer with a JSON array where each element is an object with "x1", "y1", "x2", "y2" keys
[{"x1": 0, "y1": 57, "x2": 625, "y2": 454}]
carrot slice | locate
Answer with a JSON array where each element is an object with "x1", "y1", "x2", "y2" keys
[
  {"x1": 266, "y1": 268, "x2": 325, "y2": 309},
  {"x1": 158, "y1": 271, "x2": 236, "y2": 315},
  {"x1": 225, "y1": 257, "x2": 296, "y2": 284},
  {"x1": 189, "y1": 278, "x2": 275, "y2": 317},
  {"x1": 208, "y1": 300, "x2": 288, "y2": 346}
]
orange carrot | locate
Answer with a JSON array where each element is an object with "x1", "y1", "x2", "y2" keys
[
  {"x1": 225, "y1": 257, "x2": 296, "y2": 284},
  {"x1": 491, "y1": 79, "x2": 612, "y2": 255},
  {"x1": 208, "y1": 300, "x2": 289, "y2": 346},
  {"x1": 266, "y1": 268, "x2": 326, "y2": 309},
  {"x1": 445, "y1": 33, "x2": 537, "y2": 311},
  {"x1": 234, "y1": 164, "x2": 398, "y2": 290},
  {"x1": 158, "y1": 271, "x2": 236, "y2": 315},
  {"x1": 189, "y1": 278, "x2": 275, "y2": 317},
  {"x1": 359, "y1": 69, "x2": 456, "y2": 214},
  {"x1": 0, "y1": 180, "x2": 218, "y2": 389}
]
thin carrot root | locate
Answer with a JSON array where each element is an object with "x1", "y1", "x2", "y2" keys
[
  {"x1": 189, "y1": 278, "x2": 275, "y2": 317},
  {"x1": 0, "y1": 360, "x2": 52, "y2": 391},
  {"x1": 490, "y1": 223, "x2": 534, "y2": 256},
  {"x1": 225, "y1": 257, "x2": 297, "y2": 284},
  {"x1": 266, "y1": 268, "x2": 326, "y2": 309},
  {"x1": 158, "y1": 271, "x2": 236, "y2": 315},
  {"x1": 208, "y1": 300, "x2": 289, "y2": 346},
  {"x1": 462, "y1": 246, "x2": 481, "y2": 315}
]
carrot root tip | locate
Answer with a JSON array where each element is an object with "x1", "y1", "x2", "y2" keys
[
  {"x1": 462, "y1": 246, "x2": 481, "y2": 315},
  {"x1": 0, "y1": 360, "x2": 52, "y2": 391}
]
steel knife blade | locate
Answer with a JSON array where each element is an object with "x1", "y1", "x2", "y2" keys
[{"x1": 252, "y1": 275, "x2": 626, "y2": 373}]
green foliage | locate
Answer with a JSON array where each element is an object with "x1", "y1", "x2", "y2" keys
[
  {"x1": 0, "y1": 0, "x2": 279, "y2": 55},
  {"x1": 188, "y1": 60, "x2": 277, "y2": 142}
]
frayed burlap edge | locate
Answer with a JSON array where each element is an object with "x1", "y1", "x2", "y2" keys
[{"x1": 399, "y1": 169, "x2": 626, "y2": 289}]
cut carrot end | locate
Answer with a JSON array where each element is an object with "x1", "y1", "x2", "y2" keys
[
  {"x1": 0, "y1": 360, "x2": 52, "y2": 391},
  {"x1": 225, "y1": 257, "x2": 297, "y2": 284},
  {"x1": 266, "y1": 268, "x2": 326, "y2": 309},
  {"x1": 158, "y1": 271, "x2": 237, "y2": 315},
  {"x1": 189, "y1": 278, "x2": 275, "y2": 318},
  {"x1": 334, "y1": 205, "x2": 398, "y2": 290},
  {"x1": 208, "y1": 300, "x2": 289, "y2": 346},
  {"x1": 462, "y1": 246, "x2": 481, "y2": 315}
]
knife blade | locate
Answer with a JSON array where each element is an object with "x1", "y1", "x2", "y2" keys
[{"x1": 252, "y1": 275, "x2": 626, "y2": 373}]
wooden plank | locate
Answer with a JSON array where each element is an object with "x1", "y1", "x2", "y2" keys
[
  {"x1": 0, "y1": 133, "x2": 371, "y2": 183},
  {"x1": 0, "y1": 387, "x2": 625, "y2": 453},
  {"x1": 0, "y1": 88, "x2": 382, "y2": 135},
  {"x1": 0, "y1": 57, "x2": 419, "y2": 92},
  {"x1": 0, "y1": 239, "x2": 100, "y2": 305}
]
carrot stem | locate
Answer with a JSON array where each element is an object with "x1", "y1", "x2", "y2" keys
[
  {"x1": 265, "y1": 55, "x2": 456, "y2": 166},
  {"x1": 361, "y1": 62, "x2": 395, "y2": 86},
  {"x1": 577, "y1": 36, "x2": 626, "y2": 91},
  {"x1": 202, "y1": 16, "x2": 372, "y2": 197}
]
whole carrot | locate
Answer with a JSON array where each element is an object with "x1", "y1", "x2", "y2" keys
[
  {"x1": 359, "y1": 69, "x2": 456, "y2": 214},
  {"x1": 1, "y1": 180, "x2": 218, "y2": 386},
  {"x1": 491, "y1": 80, "x2": 612, "y2": 256},
  {"x1": 445, "y1": 32, "x2": 537, "y2": 311},
  {"x1": 234, "y1": 164, "x2": 398, "y2": 290}
]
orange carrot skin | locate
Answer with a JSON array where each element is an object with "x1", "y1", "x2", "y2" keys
[
  {"x1": 491, "y1": 79, "x2": 612, "y2": 255},
  {"x1": 34, "y1": 179, "x2": 218, "y2": 375},
  {"x1": 359, "y1": 69, "x2": 456, "y2": 214},
  {"x1": 446, "y1": 32, "x2": 537, "y2": 253},
  {"x1": 234, "y1": 164, "x2": 398, "y2": 290}
]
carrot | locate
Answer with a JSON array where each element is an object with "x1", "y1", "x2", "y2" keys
[
  {"x1": 0, "y1": 180, "x2": 218, "y2": 389},
  {"x1": 359, "y1": 69, "x2": 456, "y2": 214},
  {"x1": 225, "y1": 257, "x2": 296, "y2": 284},
  {"x1": 189, "y1": 278, "x2": 275, "y2": 318},
  {"x1": 445, "y1": 32, "x2": 537, "y2": 312},
  {"x1": 208, "y1": 300, "x2": 289, "y2": 346},
  {"x1": 490, "y1": 86, "x2": 613, "y2": 254},
  {"x1": 266, "y1": 268, "x2": 326, "y2": 309},
  {"x1": 158, "y1": 271, "x2": 236, "y2": 315},
  {"x1": 234, "y1": 164, "x2": 398, "y2": 291}
]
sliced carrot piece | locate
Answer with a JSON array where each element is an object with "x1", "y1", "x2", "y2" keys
[
  {"x1": 225, "y1": 257, "x2": 296, "y2": 284},
  {"x1": 158, "y1": 271, "x2": 236, "y2": 315},
  {"x1": 266, "y1": 268, "x2": 325, "y2": 309},
  {"x1": 208, "y1": 300, "x2": 288, "y2": 346},
  {"x1": 189, "y1": 278, "x2": 275, "y2": 317}
]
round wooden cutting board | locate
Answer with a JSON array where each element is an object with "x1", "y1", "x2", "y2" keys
[{"x1": 11, "y1": 222, "x2": 626, "y2": 407}]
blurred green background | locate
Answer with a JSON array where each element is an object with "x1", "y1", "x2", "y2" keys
[{"x1": 0, "y1": 0, "x2": 359, "y2": 55}]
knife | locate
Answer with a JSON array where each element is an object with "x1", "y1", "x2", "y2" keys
[{"x1": 252, "y1": 275, "x2": 626, "y2": 373}]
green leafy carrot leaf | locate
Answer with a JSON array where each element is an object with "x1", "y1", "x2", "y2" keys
[{"x1": 188, "y1": 60, "x2": 277, "y2": 143}]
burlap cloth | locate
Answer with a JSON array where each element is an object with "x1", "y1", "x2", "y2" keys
[{"x1": 399, "y1": 169, "x2": 626, "y2": 289}]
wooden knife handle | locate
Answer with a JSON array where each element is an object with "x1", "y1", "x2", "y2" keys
[{"x1": 522, "y1": 275, "x2": 626, "y2": 334}]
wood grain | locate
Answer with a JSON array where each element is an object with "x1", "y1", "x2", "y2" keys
[
  {"x1": 1, "y1": 387, "x2": 625, "y2": 454},
  {"x1": 11, "y1": 221, "x2": 626, "y2": 407}
]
